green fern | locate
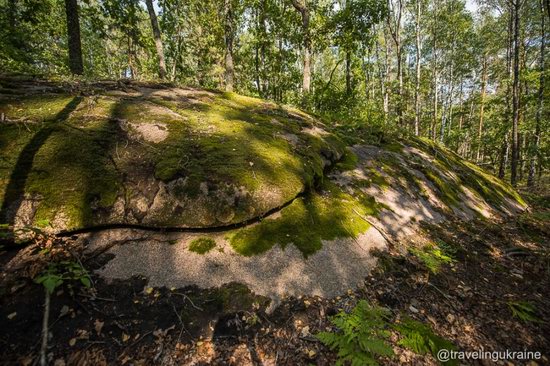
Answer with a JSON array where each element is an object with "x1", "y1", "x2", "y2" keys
[
  {"x1": 410, "y1": 242, "x2": 455, "y2": 273},
  {"x1": 393, "y1": 317, "x2": 456, "y2": 365},
  {"x1": 316, "y1": 300, "x2": 394, "y2": 366},
  {"x1": 508, "y1": 301, "x2": 541, "y2": 323}
]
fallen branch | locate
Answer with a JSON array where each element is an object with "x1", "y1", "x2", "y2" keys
[{"x1": 351, "y1": 208, "x2": 397, "y2": 247}]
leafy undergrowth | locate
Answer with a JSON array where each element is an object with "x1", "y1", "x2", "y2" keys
[{"x1": 0, "y1": 192, "x2": 548, "y2": 365}]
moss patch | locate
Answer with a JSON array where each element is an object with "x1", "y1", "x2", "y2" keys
[
  {"x1": 0, "y1": 85, "x2": 347, "y2": 231},
  {"x1": 409, "y1": 137, "x2": 526, "y2": 210},
  {"x1": 228, "y1": 182, "x2": 381, "y2": 257},
  {"x1": 335, "y1": 148, "x2": 358, "y2": 171},
  {"x1": 188, "y1": 237, "x2": 216, "y2": 254}
]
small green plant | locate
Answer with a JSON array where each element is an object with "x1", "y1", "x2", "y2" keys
[
  {"x1": 34, "y1": 261, "x2": 92, "y2": 294},
  {"x1": 188, "y1": 237, "x2": 216, "y2": 254},
  {"x1": 393, "y1": 317, "x2": 456, "y2": 364},
  {"x1": 34, "y1": 260, "x2": 92, "y2": 366},
  {"x1": 316, "y1": 300, "x2": 394, "y2": 365},
  {"x1": 409, "y1": 242, "x2": 455, "y2": 273},
  {"x1": 507, "y1": 301, "x2": 541, "y2": 323}
]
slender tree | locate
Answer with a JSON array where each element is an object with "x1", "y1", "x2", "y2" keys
[
  {"x1": 387, "y1": 0, "x2": 403, "y2": 126},
  {"x1": 477, "y1": 52, "x2": 488, "y2": 162},
  {"x1": 145, "y1": 0, "x2": 167, "y2": 79},
  {"x1": 292, "y1": 0, "x2": 311, "y2": 94},
  {"x1": 528, "y1": 0, "x2": 545, "y2": 186},
  {"x1": 510, "y1": 0, "x2": 521, "y2": 186},
  {"x1": 64, "y1": 0, "x2": 83, "y2": 75},
  {"x1": 414, "y1": 0, "x2": 422, "y2": 136},
  {"x1": 224, "y1": 0, "x2": 235, "y2": 91}
]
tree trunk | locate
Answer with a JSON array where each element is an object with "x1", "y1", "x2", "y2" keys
[
  {"x1": 224, "y1": 0, "x2": 235, "y2": 92},
  {"x1": 414, "y1": 0, "x2": 422, "y2": 136},
  {"x1": 346, "y1": 50, "x2": 352, "y2": 95},
  {"x1": 498, "y1": 133, "x2": 510, "y2": 178},
  {"x1": 383, "y1": 28, "x2": 391, "y2": 121},
  {"x1": 145, "y1": 0, "x2": 167, "y2": 79},
  {"x1": 64, "y1": 0, "x2": 83, "y2": 75},
  {"x1": 292, "y1": 0, "x2": 311, "y2": 94},
  {"x1": 477, "y1": 52, "x2": 488, "y2": 162},
  {"x1": 510, "y1": 0, "x2": 521, "y2": 186},
  {"x1": 528, "y1": 0, "x2": 545, "y2": 186},
  {"x1": 431, "y1": 2, "x2": 438, "y2": 141},
  {"x1": 387, "y1": 0, "x2": 403, "y2": 126}
]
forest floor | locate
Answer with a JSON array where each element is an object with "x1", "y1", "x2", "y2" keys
[{"x1": 0, "y1": 188, "x2": 549, "y2": 365}]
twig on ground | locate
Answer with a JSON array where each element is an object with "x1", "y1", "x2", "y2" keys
[
  {"x1": 39, "y1": 290, "x2": 50, "y2": 366},
  {"x1": 351, "y1": 208, "x2": 397, "y2": 246},
  {"x1": 173, "y1": 292, "x2": 203, "y2": 311}
]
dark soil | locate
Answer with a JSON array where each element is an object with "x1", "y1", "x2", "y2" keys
[{"x1": 0, "y1": 192, "x2": 549, "y2": 365}]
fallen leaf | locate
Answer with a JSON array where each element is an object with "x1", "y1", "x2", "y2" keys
[
  {"x1": 94, "y1": 319, "x2": 104, "y2": 336},
  {"x1": 59, "y1": 305, "x2": 69, "y2": 317},
  {"x1": 7, "y1": 312, "x2": 17, "y2": 320},
  {"x1": 69, "y1": 338, "x2": 77, "y2": 346},
  {"x1": 122, "y1": 333, "x2": 130, "y2": 342}
]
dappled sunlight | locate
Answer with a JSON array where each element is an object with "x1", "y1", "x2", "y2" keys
[{"x1": 0, "y1": 85, "x2": 348, "y2": 233}]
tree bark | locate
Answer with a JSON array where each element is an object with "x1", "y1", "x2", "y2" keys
[
  {"x1": 510, "y1": 0, "x2": 521, "y2": 186},
  {"x1": 498, "y1": 133, "x2": 510, "y2": 178},
  {"x1": 414, "y1": 0, "x2": 422, "y2": 136},
  {"x1": 477, "y1": 52, "x2": 488, "y2": 162},
  {"x1": 528, "y1": 0, "x2": 545, "y2": 186},
  {"x1": 64, "y1": 0, "x2": 83, "y2": 75},
  {"x1": 145, "y1": 0, "x2": 167, "y2": 79},
  {"x1": 224, "y1": 0, "x2": 235, "y2": 92},
  {"x1": 383, "y1": 28, "x2": 391, "y2": 121},
  {"x1": 346, "y1": 50, "x2": 352, "y2": 95},
  {"x1": 387, "y1": 0, "x2": 403, "y2": 126},
  {"x1": 431, "y1": 1, "x2": 438, "y2": 141},
  {"x1": 292, "y1": 0, "x2": 311, "y2": 94}
]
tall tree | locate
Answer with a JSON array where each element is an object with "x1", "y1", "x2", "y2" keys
[
  {"x1": 510, "y1": 0, "x2": 521, "y2": 186},
  {"x1": 528, "y1": 0, "x2": 546, "y2": 186},
  {"x1": 477, "y1": 51, "x2": 488, "y2": 162},
  {"x1": 387, "y1": 0, "x2": 403, "y2": 126},
  {"x1": 224, "y1": 0, "x2": 235, "y2": 91},
  {"x1": 64, "y1": 0, "x2": 83, "y2": 75},
  {"x1": 292, "y1": 0, "x2": 311, "y2": 94},
  {"x1": 145, "y1": 0, "x2": 167, "y2": 79},
  {"x1": 413, "y1": 0, "x2": 422, "y2": 136}
]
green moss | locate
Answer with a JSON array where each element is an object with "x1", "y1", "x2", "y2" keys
[
  {"x1": 0, "y1": 96, "x2": 122, "y2": 229},
  {"x1": 0, "y1": 87, "x2": 349, "y2": 231},
  {"x1": 228, "y1": 182, "x2": 381, "y2": 257},
  {"x1": 0, "y1": 94, "x2": 76, "y2": 122},
  {"x1": 410, "y1": 137, "x2": 526, "y2": 210},
  {"x1": 335, "y1": 148, "x2": 358, "y2": 171},
  {"x1": 188, "y1": 237, "x2": 216, "y2": 254},
  {"x1": 421, "y1": 168, "x2": 461, "y2": 207}
]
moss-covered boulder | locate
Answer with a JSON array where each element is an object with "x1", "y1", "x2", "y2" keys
[{"x1": 0, "y1": 80, "x2": 345, "y2": 233}]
